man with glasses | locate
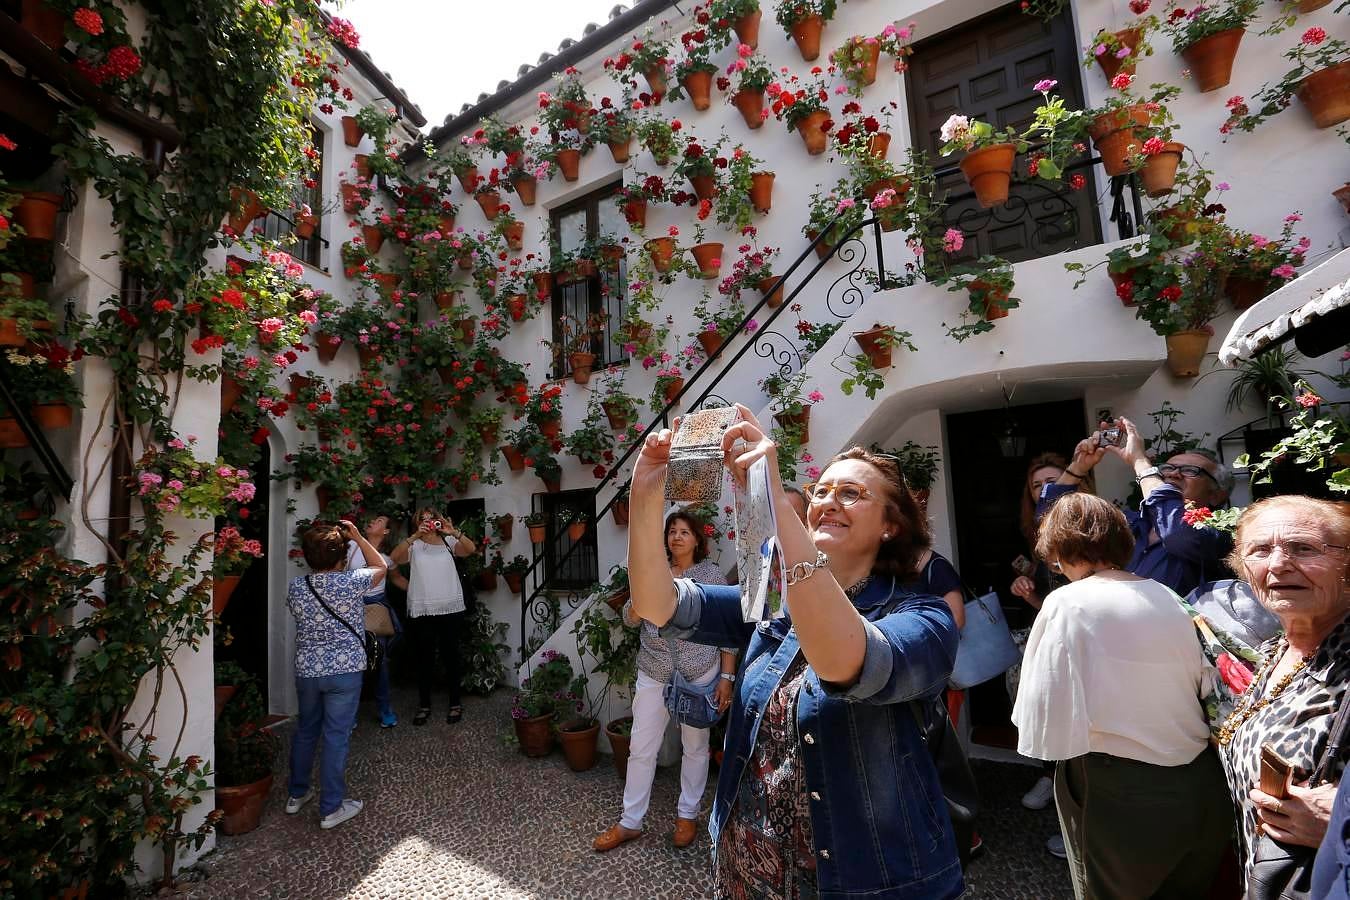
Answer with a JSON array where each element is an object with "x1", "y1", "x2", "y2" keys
[{"x1": 1037, "y1": 416, "x2": 1234, "y2": 597}]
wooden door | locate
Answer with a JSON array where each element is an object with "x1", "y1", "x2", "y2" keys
[{"x1": 906, "y1": 4, "x2": 1101, "y2": 263}]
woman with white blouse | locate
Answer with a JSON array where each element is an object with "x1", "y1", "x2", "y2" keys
[
  {"x1": 1012, "y1": 492, "x2": 1233, "y2": 899},
  {"x1": 389, "y1": 506, "x2": 476, "y2": 726}
]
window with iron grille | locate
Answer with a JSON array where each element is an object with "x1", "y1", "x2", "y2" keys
[
  {"x1": 549, "y1": 181, "x2": 627, "y2": 380},
  {"x1": 261, "y1": 122, "x2": 325, "y2": 268},
  {"x1": 535, "y1": 489, "x2": 598, "y2": 590}
]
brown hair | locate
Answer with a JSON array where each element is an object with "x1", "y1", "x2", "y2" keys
[
  {"x1": 1035, "y1": 492, "x2": 1134, "y2": 570},
  {"x1": 1020, "y1": 451, "x2": 1096, "y2": 550},
  {"x1": 1225, "y1": 496, "x2": 1350, "y2": 581},
  {"x1": 666, "y1": 509, "x2": 711, "y2": 563},
  {"x1": 301, "y1": 522, "x2": 348, "y2": 571},
  {"x1": 828, "y1": 447, "x2": 930, "y2": 582}
]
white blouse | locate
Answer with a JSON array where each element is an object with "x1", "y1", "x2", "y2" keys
[
  {"x1": 406, "y1": 539, "x2": 464, "y2": 618},
  {"x1": 1012, "y1": 574, "x2": 1214, "y2": 767}
]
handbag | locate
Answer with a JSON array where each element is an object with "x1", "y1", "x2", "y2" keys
[
  {"x1": 1247, "y1": 697, "x2": 1350, "y2": 900},
  {"x1": 948, "y1": 587, "x2": 1021, "y2": 690},
  {"x1": 662, "y1": 641, "x2": 722, "y2": 729},
  {"x1": 910, "y1": 696, "x2": 980, "y2": 869},
  {"x1": 665, "y1": 407, "x2": 738, "y2": 503},
  {"x1": 364, "y1": 600, "x2": 395, "y2": 638},
  {"x1": 306, "y1": 575, "x2": 384, "y2": 674}
]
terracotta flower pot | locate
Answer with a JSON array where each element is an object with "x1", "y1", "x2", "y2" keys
[
  {"x1": 512, "y1": 175, "x2": 538, "y2": 206},
  {"x1": 1225, "y1": 275, "x2": 1274, "y2": 311},
  {"x1": 435, "y1": 290, "x2": 460, "y2": 311},
  {"x1": 514, "y1": 712, "x2": 554, "y2": 757},
  {"x1": 315, "y1": 485, "x2": 333, "y2": 512},
  {"x1": 456, "y1": 167, "x2": 480, "y2": 193},
  {"x1": 867, "y1": 132, "x2": 891, "y2": 159},
  {"x1": 353, "y1": 154, "x2": 372, "y2": 180},
  {"x1": 541, "y1": 420, "x2": 561, "y2": 439},
  {"x1": 733, "y1": 89, "x2": 766, "y2": 129},
  {"x1": 663, "y1": 377, "x2": 685, "y2": 404},
  {"x1": 0, "y1": 417, "x2": 29, "y2": 448},
  {"x1": 474, "y1": 191, "x2": 501, "y2": 220},
  {"x1": 690, "y1": 241, "x2": 723, "y2": 279},
  {"x1": 315, "y1": 332, "x2": 341, "y2": 363},
  {"x1": 567, "y1": 521, "x2": 587, "y2": 542},
  {"x1": 16, "y1": 191, "x2": 61, "y2": 241},
  {"x1": 556, "y1": 149, "x2": 581, "y2": 182},
  {"x1": 339, "y1": 183, "x2": 363, "y2": 214},
  {"x1": 1165, "y1": 330, "x2": 1212, "y2": 378},
  {"x1": 611, "y1": 500, "x2": 630, "y2": 527},
  {"x1": 372, "y1": 272, "x2": 400, "y2": 293},
  {"x1": 608, "y1": 136, "x2": 633, "y2": 164},
  {"x1": 1181, "y1": 28, "x2": 1244, "y2": 93},
  {"x1": 749, "y1": 172, "x2": 775, "y2": 214},
  {"x1": 1087, "y1": 105, "x2": 1151, "y2": 177},
  {"x1": 971, "y1": 280, "x2": 1012, "y2": 320},
  {"x1": 294, "y1": 212, "x2": 318, "y2": 239},
  {"x1": 437, "y1": 215, "x2": 456, "y2": 237},
  {"x1": 622, "y1": 198, "x2": 648, "y2": 229},
  {"x1": 356, "y1": 344, "x2": 378, "y2": 366},
  {"x1": 360, "y1": 225, "x2": 384, "y2": 253},
  {"x1": 645, "y1": 236, "x2": 677, "y2": 272},
  {"x1": 532, "y1": 272, "x2": 555, "y2": 298},
  {"x1": 503, "y1": 446, "x2": 526, "y2": 472},
  {"x1": 733, "y1": 9, "x2": 762, "y2": 49},
  {"x1": 689, "y1": 174, "x2": 716, "y2": 201},
  {"x1": 214, "y1": 685, "x2": 237, "y2": 719},
  {"x1": 216, "y1": 774, "x2": 274, "y2": 836},
  {"x1": 494, "y1": 515, "x2": 514, "y2": 541},
  {"x1": 602, "y1": 401, "x2": 630, "y2": 431},
  {"x1": 1097, "y1": 28, "x2": 1143, "y2": 81},
  {"x1": 559, "y1": 719, "x2": 601, "y2": 772},
  {"x1": 288, "y1": 373, "x2": 312, "y2": 396},
  {"x1": 1334, "y1": 183, "x2": 1350, "y2": 217},
  {"x1": 543, "y1": 477, "x2": 562, "y2": 494},
  {"x1": 853, "y1": 327, "x2": 894, "y2": 369},
  {"x1": 1140, "y1": 142, "x2": 1185, "y2": 197},
  {"x1": 2, "y1": 272, "x2": 38, "y2": 300},
  {"x1": 570, "y1": 351, "x2": 596, "y2": 384},
  {"x1": 453, "y1": 317, "x2": 477, "y2": 344},
  {"x1": 1297, "y1": 0, "x2": 1330, "y2": 10},
  {"x1": 758, "y1": 274, "x2": 785, "y2": 308},
  {"x1": 506, "y1": 294, "x2": 528, "y2": 321},
  {"x1": 790, "y1": 14, "x2": 825, "y2": 61},
  {"x1": 959, "y1": 143, "x2": 1018, "y2": 207},
  {"x1": 526, "y1": 522, "x2": 548, "y2": 544},
  {"x1": 20, "y1": 0, "x2": 66, "y2": 49},
  {"x1": 1155, "y1": 206, "x2": 1196, "y2": 243},
  {"x1": 697, "y1": 329, "x2": 726, "y2": 356},
  {"x1": 806, "y1": 229, "x2": 836, "y2": 261},
  {"x1": 221, "y1": 374, "x2": 243, "y2": 414},
  {"x1": 475, "y1": 569, "x2": 499, "y2": 592},
  {"x1": 643, "y1": 67, "x2": 668, "y2": 96},
  {"x1": 1108, "y1": 267, "x2": 1141, "y2": 306},
  {"x1": 341, "y1": 115, "x2": 363, "y2": 147},
  {"x1": 796, "y1": 109, "x2": 831, "y2": 155},
  {"x1": 0, "y1": 317, "x2": 50, "y2": 347},
  {"x1": 682, "y1": 70, "x2": 714, "y2": 110},
  {"x1": 606, "y1": 717, "x2": 634, "y2": 779},
  {"x1": 599, "y1": 244, "x2": 625, "y2": 270},
  {"x1": 1296, "y1": 62, "x2": 1350, "y2": 130},
  {"x1": 213, "y1": 574, "x2": 242, "y2": 616},
  {"x1": 774, "y1": 408, "x2": 811, "y2": 443},
  {"x1": 855, "y1": 41, "x2": 882, "y2": 86},
  {"x1": 505, "y1": 571, "x2": 527, "y2": 593},
  {"x1": 503, "y1": 221, "x2": 525, "y2": 251}
]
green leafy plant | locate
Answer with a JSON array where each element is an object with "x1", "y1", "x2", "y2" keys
[
  {"x1": 1222, "y1": 28, "x2": 1350, "y2": 134},
  {"x1": 775, "y1": 0, "x2": 838, "y2": 28},
  {"x1": 871, "y1": 440, "x2": 942, "y2": 491},
  {"x1": 941, "y1": 257, "x2": 1020, "y2": 342},
  {"x1": 1159, "y1": 0, "x2": 1259, "y2": 53},
  {"x1": 833, "y1": 326, "x2": 916, "y2": 399}
]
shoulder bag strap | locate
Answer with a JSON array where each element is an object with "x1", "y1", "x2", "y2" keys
[
  {"x1": 1310, "y1": 689, "x2": 1350, "y2": 786},
  {"x1": 306, "y1": 574, "x2": 367, "y2": 647}
]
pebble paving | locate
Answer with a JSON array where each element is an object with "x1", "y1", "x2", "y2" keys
[{"x1": 180, "y1": 686, "x2": 1072, "y2": 899}]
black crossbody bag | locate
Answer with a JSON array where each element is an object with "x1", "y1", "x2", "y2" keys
[{"x1": 306, "y1": 575, "x2": 383, "y2": 674}]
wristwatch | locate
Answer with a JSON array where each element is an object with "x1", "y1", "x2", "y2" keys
[
  {"x1": 1134, "y1": 465, "x2": 1161, "y2": 483},
  {"x1": 720, "y1": 673, "x2": 736, "y2": 682}
]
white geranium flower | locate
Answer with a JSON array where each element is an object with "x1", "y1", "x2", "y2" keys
[{"x1": 939, "y1": 114, "x2": 970, "y2": 143}]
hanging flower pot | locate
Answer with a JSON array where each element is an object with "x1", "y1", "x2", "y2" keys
[
  {"x1": 20, "y1": 0, "x2": 66, "y2": 49},
  {"x1": 505, "y1": 571, "x2": 527, "y2": 593},
  {"x1": 221, "y1": 374, "x2": 243, "y2": 414},
  {"x1": 1296, "y1": 62, "x2": 1350, "y2": 130},
  {"x1": 214, "y1": 685, "x2": 237, "y2": 719},
  {"x1": 475, "y1": 569, "x2": 499, "y2": 591},
  {"x1": 315, "y1": 485, "x2": 334, "y2": 512},
  {"x1": 611, "y1": 499, "x2": 630, "y2": 527},
  {"x1": 457, "y1": 252, "x2": 475, "y2": 271},
  {"x1": 315, "y1": 332, "x2": 341, "y2": 363},
  {"x1": 774, "y1": 407, "x2": 811, "y2": 443},
  {"x1": 503, "y1": 221, "x2": 525, "y2": 251},
  {"x1": 503, "y1": 445, "x2": 526, "y2": 472},
  {"x1": 806, "y1": 229, "x2": 836, "y2": 261},
  {"x1": 0, "y1": 417, "x2": 29, "y2": 448},
  {"x1": 689, "y1": 175, "x2": 716, "y2": 201},
  {"x1": 733, "y1": 9, "x2": 763, "y2": 48},
  {"x1": 570, "y1": 351, "x2": 597, "y2": 384},
  {"x1": 602, "y1": 401, "x2": 630, "y2": 431},
  {"x1": 494, "y1": 514, "x2": 514, "y2": 541},
  {"x1": 294, "y1": 211, "x2": 319, "y2": 239},
  {"x1": 790, "y1": 14, "x2": 825, "y2": 61},
  {"x1": 599, "y1": 243, "x2": 625, "y2": 270},
  {"x1": 512, "y1": 174, "x2": 538, "y2": 206},
  {"x1": 1164, "y1": 329, "x2": 1211, "y2": 378},
  {"x1": 645, "y1": 236, "x2": 677, "y2": 272},
  {"x1": 434, "y1": 291, "x2": 460, "y2": 311},
  {"x1": 437, "y1": 214, "x2": 456, "y2": 237},
  {"x1": 733, "y1": 89, "x2": 766, "y2": 129},
  {"x1": 749, "y1": 172, "x2": 775, "y2": 214},
  {"x1": 682, "y1": 71, "x2": 714, "y2": 110},
  {"x1": 856, "y1": 41, "x2": 882, "y2": 86},
  {"x1": 1298, "y1": 0, "x2": 1331, "y2": 8},
  {"x1": 853, "y1": 326, "x2": 895, "y2": 369},
  {"x1": 16, "y1": 191, "x2": 61, "y2": 241},
  {"x1": 288, "y1": 373, "x2": 313, "y2": 396},
  {"x1": 1225, "y1": 275, "x2": 1274, "y2": 311},
  {"x1": 356, "y1": 344, "x2": 378, "y2": 367},
  {"x1": 353, "y1": 154, "x2": 373, "y2": 180},
  {"x1": 1155, "y1": 205, "x2": 1196, "y2": 243},
  {"x1": 559, "y1": 719, "x2": 601, "y2": 772},
  {"x1": 213, "y1": 574, "x2": 242, "y2": 616},
  {"x1": 0, "y1": 316, "x2": 50, "y2": 347},
  {"x1": 541, "y1": 419, "x2": 562, "y2": 439},
  {"x1": 867, "y1": 132, "x2": 891, "y2": 159},
  {"x1": 543, "y1": 477, "x2": 562, "y2": 494},
  {"x1": 216, "y1": 774, "x2": 275, "y2": 836},
  {"x1": 622, "y1": 198, "x2": 648, "y2": 229},
  {"x1": 339, "y1": 183, "x2": 364, "y2": 214},
  {"x1": 663, "y1": 377, "x2": 685, "y2": 404},
  {"x1": 341, "y1": 115, "x2": 364, "y2": 147},
  {"x1": 506, "y1": 294, "x2": 528, "y2": 321},
  {"x1": 1139, "y1": 142, "x2": 1186, "y2": 197},
  {"x1": 690, "y1": 242, "x2": 723, "y2": 279},
  {"x1": 456, "y1": 167, "x2": 480, "y2": 193},
  {"x1": 1097, "y1": 28, "x2": 1144, "y2": 81},
  {"x1": 514, "y1": 712, "x2": 554, "y2": 757},
  {"x1": 527, "y1": 523, "x2": 547, "y2": 544},
  {"x1": 453, "y1": 317, "x2": 477, "y2": 344},
  {"x1": 697, "y1": 329, "x2": 726, "y2": 356},
  {"x1": 556, "y1": 149, "x2": 581, "y2": 182},
  {"x1": 372, "y1": 272, "x2": 400, "y2": 293},
  {"x1": 643, "y1": 67, "x2": 668, "y2": 96},
  {"x1": 609, "y1": 136, "x2": 633, "y2": 164},
  {"x1": 474, "y1": 191, "x2": 501, "y2": 220},
  {"x1": 532, "y1": 271, "x2": 555, "y2": 298},
  {"x1": 567, "y1": 521, "x2": 587, "y2": 542},
  {"x1": 958, "y1": 144, "x2": 1018, "y2": 207},
  {"x1": 1086, "y1": 105, "x2": 1151, "y2": 177},
  {"x1": 758, "y1": 274, "x2": 785, "y2": 308},
  {"x1": 2, "y1": 272, "x2": 37, "y2": 300},
  {"x1": 360, "y1": 225, "x2": 384, "y2": 253},
  {"x1": 970, "y1": 280, "x2": 1012, "y2": 320},
  {"x1": 1108, "y1": 267, "x2": 1141, "y2": 307},
  {"x1": 1180, "y1": 28, "x2": 1245, "y2": 93},
  {"x1": 796, "y1": 110, "x2": 832, "y2": 155}
]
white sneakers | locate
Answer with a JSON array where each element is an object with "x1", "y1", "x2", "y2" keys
[
  {"x1": 320, "y1": 798, "x2": 363, "y2": 830},
  {"x1": 284, "y1": 789, "x2": 315, "y2": 815},
  {"x1": 1021, "y1": 776, "x2": 1055, "y2": 810}
]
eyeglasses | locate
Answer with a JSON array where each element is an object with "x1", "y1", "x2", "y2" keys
[
  {"x1": 1239, "y1": 540, "x2": 1348, "y2": 563},
  {"x1": 1157, "y1": 463, "x2": 1219, "y2": 484},
  {"x1": 1049, "y1": 560, "x2": 1063, "y2": 573},
  {"x1": 803, "y1": 481, "x2": 876, "y2": 507}
]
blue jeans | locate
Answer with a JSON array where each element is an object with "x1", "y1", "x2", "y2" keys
[
  {"x1": 288, "y1": 671, "x2": 362, "y2": 816},
  {"x1": 365, "y1": 593, "x2": 398, "y2": 719}
]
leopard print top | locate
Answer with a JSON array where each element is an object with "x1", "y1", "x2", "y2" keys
[{"x1": 1219, "y1": 616, "x2": 1350, "y2": 882}]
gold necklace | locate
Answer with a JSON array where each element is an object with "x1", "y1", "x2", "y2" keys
[{"x1": 1217, "y1": 641, "x2": 1310, "y2": 745}]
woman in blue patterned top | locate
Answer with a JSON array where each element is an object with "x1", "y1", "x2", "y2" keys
[{"x1": 284, "y1": 520, "x2": 386, "y2": 831}]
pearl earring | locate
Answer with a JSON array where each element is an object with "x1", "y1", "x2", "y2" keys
[{"x1": 882, "y1": 533, "x2": 890, "y2": 540}]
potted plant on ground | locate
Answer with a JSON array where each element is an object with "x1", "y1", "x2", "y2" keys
[
  {"x1": 1220, "y1": 27, "x2": 1349, "y2": 133},
  {"x1": 510, "y1": 650, "x2": 577, "y2": 757},
  {"x1": 1160, "y1": 0, "x2": 1259, "y2": 92},
  {"x1": 939, "y1": 114, "x2": 1026, "y2": 208},
  {"x1": 775, "y1": 0, "x2": 837, "y2": 61},
  {"x1": 769, "y1": 69, "x2": 833, "y2": 154},
  {"x1": 214, "y1": 672, "x2": 280, "y2": 835},
  {"x1": 834, "y1": 325, "x2": 917, "y2": 399},
  {"x1": 726, "y1": 46, "x2": 774, "y2": 129},
  {"x1": 942, "y1": 257, "x2": 1021, "y2": 342}
]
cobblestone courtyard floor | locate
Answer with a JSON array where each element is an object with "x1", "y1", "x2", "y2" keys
[{"x1": 181, "y1": 686, "x2": 1073, "y2": 899}]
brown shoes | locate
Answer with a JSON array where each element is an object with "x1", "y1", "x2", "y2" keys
[
  {"x1": 593, "y1": 824, "x2": 642, "y2": 852},
  {"x1": 672, "y1": 817, "x2": 698, "y2": 848}
]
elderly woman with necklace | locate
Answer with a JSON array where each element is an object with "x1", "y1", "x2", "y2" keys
[{"x1": 1215, "y1": 496, "x2": 1350, "y2": 886}]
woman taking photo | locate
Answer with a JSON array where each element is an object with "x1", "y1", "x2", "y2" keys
[
  {"x1": 1013, "y1": 492, "x2": 1232, "y2": 898},
  {"x1": 286, "y1": 520, "x2": 387, "y2": 830},
  {"x1": 593, "y1": 509, "x2": 736, "y2": 853},
  {"x1": 390, "y1": 507, "x2": 475, "y2": 726},
  {"x1": 347, "y1": 513, "x2": 408, "y2": 729},
  {"x1": 627, "y1": 405, "x2": 964, "y2": 898}
]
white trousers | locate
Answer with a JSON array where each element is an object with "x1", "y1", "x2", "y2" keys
[{"x1": 620, "y1": 661, "x2": 720, "y2": 830}]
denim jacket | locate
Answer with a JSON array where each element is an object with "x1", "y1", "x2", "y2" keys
[{"x1": 661, "y1": 576, "x2": 964, "y2": 900}]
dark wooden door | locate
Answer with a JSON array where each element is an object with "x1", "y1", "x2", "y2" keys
[{"x1": 906, "y1": 4, "x2": 1101, "y2": 263}]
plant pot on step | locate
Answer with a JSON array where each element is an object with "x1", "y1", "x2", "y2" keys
[
  {"x1": 690, "y1": 242, "x2": 723, "y2": 279},
  {"x1": 790, "y1": 14, "x2": 825, "y2": 61},
  {"x1": 559, "y1": 719, "x2": 601, "y2": 771},
  {"x1": 971, "y1": 280, "x2": 1012, "y2": 320},
  {"x1": 611, "y1": 499, "x2": 630, "y2": 526},
  {"x1": 734, "y1": 89, "x2": 766, "y2": 129},
  {"x1": 0, "y1": 418, "x2": 29, "y2": 448},
  {"x1": 556, "y1": 149, "x2": 581, "y2": 182},
  {"x1": 1139, "y1": 142, "x2": 1185, "y2": 197},
  {"x1": 749, "y1": 172, "x2": 775, "y2": 213},
  {"x1": 33, "y1": 402, "x2": 72, "y2": 431},
  {"x1": 16, "y1": 191, "x2": 61, "y2": 241},
  {"x1": 341, "y1": 115, "x2": 363, "y2": 146},
  {"x1": 959, "y1": 144, "x2": 1017, "y2": 207},
  {"x1": 645, "y1": 236, "x2": 677, "y2": 272},
  {"x1": 567, "y1": 521, "x2": 586, "y2": 541},
  {"x1": 697, "y1": 329, "x2": 727, "y2": 356},
  {"x1": 682, "y1": 71, "x2": 714, "y2": 110},
  {"x1": 796, "y1": 109, "x2": 831, "y2": 155},
  {"x1": 216, "y1": 774, "x2": 274, "y2": 835},
  {"x1": 853, "y1": 326, "x2": 895, "y2": 369},
  {"x1": 1097, "y1": 28, "x2": 1144, "y2": 81},
  {"x1": 1225, "y1": 275, "x2": 1274, "y2": 311},
  {"x1": 21, "y1": 0, "x2": 66, "y2": 49},
  {"x1": 1180, "y1": 28, "x2": 1244, "y2": 93},
  {"x1": 340, "y1": 183, "x2": 363, "y2": 215},
  {"x1": 774, "y1": 408, "x2": 811, "y2": 443},
  {"x1": 733, "y1": 9, "x2": 762, "y2": 48},
  {"x1": 514, "y1": 712, "x2": 555, "y2": 757},
  {"x1": 606, "y1": 717, "x2": 635, "y2": 779},
  {"x1": 1164, "y1": 329, "x2": 1211, "y2": 378},
  {"x1": 758, "y1": 275, "x2": 785, "y2": 307},
  {"x1": 1086, "y1": 105, "x2": 1151, "y2": 177},
  {"x1": 512, "y1": 175, "x2": 538, "y2": 206},
  {"x1": 569, "y1": 351, "x2": 596, "y2": 384},
  {"x1": 1296, "y1": 62, "x2": 1350, "y2": 130}
]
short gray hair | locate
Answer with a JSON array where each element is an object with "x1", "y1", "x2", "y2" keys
[{"x1": 1175, "y1": 447, "x2": 1234, "y2": 496}]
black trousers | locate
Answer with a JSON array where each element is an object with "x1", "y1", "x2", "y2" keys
[{"x1": 409, "y1": 611, "x2": 464, "y2": 709}]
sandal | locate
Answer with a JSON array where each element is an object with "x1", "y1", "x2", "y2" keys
[
  {"x1": 446, "y1": 706, "x2": 463, "y2": 724},
  {"x1": 413, "y1": 707, "x2": 431, "y2": 727}
]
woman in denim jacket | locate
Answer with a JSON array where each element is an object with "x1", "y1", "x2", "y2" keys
[{"x1": 628, "y1": 405, "x2": 963, "y2": 899}]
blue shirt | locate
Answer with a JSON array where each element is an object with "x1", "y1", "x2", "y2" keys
[
  {"x1": 1313, "y1": 775, "x2": 1350, "y2": 899},
  {"x1": 1038, "y1": 482, "x2": 1232, "y2": 597},
  {"x1": 661, "y1": 577, "x2": 964, "y2": 900},
  {"x1": 288, "y1": 569, "x2": 375, "y2": 678}
]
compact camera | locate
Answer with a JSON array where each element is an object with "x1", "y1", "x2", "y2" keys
[{"x1": 1098, "y1": 425, "x2": 1124, "y2": 448}]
